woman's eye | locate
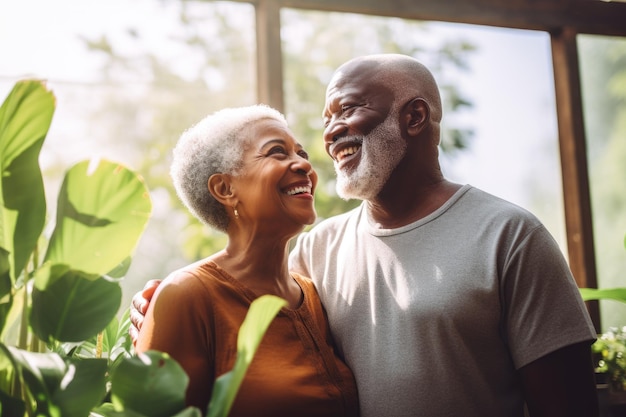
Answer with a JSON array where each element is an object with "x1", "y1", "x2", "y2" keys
[
  {"x1": 298, "y1": 150, "x2": 309, "y2": 160},
  {"x1": 268, "y1": 146, "x2": 287, "y2": 156}
]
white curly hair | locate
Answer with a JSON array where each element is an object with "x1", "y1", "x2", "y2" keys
[{"x1": 170, "y1": 104, "x2": 287, "y2": 232}]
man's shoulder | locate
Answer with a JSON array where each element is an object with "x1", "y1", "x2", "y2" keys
[
  {"x1": 457, "y1": 187, "x2": 546, "y2": 243},
  {"x1": 463, "y1": 186, "x2": 539, "y2": 219}
]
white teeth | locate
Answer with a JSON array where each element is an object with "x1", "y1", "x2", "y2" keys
[
  {"x1": 286, "y1": 186, "x2": 311, "y2": 195},
  {"x1": 335, "y1": 146, "x2": 359, "y2": 161}
]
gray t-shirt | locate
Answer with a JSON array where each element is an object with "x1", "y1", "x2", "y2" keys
[{"x1": 289, "y1": 185, "x2": 596, "y2": 417}]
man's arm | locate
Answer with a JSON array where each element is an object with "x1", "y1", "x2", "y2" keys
[
  {"x1": 519, "y1": 341, "x2": 599, "y2": 417},
  {"x1": 129, "y1": 279, "x2": 161, "y2": 346}
]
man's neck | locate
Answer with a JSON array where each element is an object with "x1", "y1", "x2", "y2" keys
[{"x1": 366, "y1": 179, "x2": 463, "y2": 229}]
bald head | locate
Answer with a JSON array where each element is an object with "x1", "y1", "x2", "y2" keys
[{"x1": 329, "y1": 54, "x2": 442, "y2": 123}]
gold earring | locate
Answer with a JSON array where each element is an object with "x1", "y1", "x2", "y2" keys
[{"x1": 233, "y1": 207, "x2": 239, "y2": 219}]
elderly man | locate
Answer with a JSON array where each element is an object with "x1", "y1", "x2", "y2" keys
[{"x1": 133, "y1": 54, "x2": 598, "y2": 417}]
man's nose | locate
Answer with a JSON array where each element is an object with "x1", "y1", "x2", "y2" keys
[{"x1": 324, "y1": 119, "x2": 347, "y2": 144}]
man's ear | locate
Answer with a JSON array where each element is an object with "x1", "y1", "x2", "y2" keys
[
  {"x1": 403, "y1": 98, "x2": 430, "y2": 137},
  {"x1": 208, "y1": 173, "x2": 237, "y2": 206}
]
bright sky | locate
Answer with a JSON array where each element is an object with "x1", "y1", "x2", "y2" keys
[{"x1": 1, "y1": 0, "x2": 176, "y2": 81}]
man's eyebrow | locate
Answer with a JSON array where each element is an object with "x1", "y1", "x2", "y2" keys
[{"x1": 322, "y1": 94, "x2": 348, "y2": 116}]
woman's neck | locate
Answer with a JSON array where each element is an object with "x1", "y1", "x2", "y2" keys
[{"x1": 210, "y1": 238, "x2": 302, "y2": 308}]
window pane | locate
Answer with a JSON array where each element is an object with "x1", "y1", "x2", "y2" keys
[{"x1": 579, "y1": 34, "x2": 626, "y2": 330}]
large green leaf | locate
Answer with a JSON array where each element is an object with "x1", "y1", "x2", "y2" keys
[
  {"x1": 44, "y1": 159, "x2": 152, "y2": 276},
  {"x1": 580, "y1": 287, "x2": 626, "y2": 304},
  {"x1": 0, "y1": 388, "x2": 26, "y2": 417},
  {"x1": 110, "y1": 350, "x2": 189, "y2": 417},
  {"x1": 0, "y1": 80, "x2": 53, "y2": 283},
  {"x1": 92, "y1": 402, "x2": 202, "y2": 417},
  {"x1": 51, "y1": 357, "x2": 108, "y2": 417},
  {"x1": 2, "y1": 345, "x2": 106, "y2": 417},
  {"x1": 30, "y1": 263, "x2": 122, "y2": 343},
  {"x1": 90, "y1": 402, "x2": 147, "y2": 417},
  {"x1": 207, "y1": 295, "x2": 286, "y2": 417},
  {"x1": 2, "y1": 344, "x2": 64, "y2": 417}
]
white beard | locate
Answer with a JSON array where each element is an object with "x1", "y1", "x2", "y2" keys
[{"x1": 335, "y1": 110, "x2": 407, "y2": 201}]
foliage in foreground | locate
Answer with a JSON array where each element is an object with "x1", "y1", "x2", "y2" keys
[
  {"x1": 0, "y1": 80, "x2": 286, "y2": 417},
  {"x1": 579, "y1": 233, "x2": 626, "y2": 392}
]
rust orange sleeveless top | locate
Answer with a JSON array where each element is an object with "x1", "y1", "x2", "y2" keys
[{"x1": 137, "y1": 260, "x2": 359, "y2": 417}]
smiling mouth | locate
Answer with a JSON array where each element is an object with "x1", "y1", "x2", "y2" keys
[
  {"x1": 335, "y1": 145, "x2": 361, "y2": 162},
  {"x1": 330, "y1": 137, "x2": 363, "y2": 162},
  {"x1": 283, "y1": 184, "x2": 313, "y2": 196}
]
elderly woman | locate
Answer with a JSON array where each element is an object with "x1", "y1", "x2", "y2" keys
[{"x1": 135, "y1": 105, "x2": 359, "y2": 416}]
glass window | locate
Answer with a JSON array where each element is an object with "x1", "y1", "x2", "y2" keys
[
  {"x1": 281, "y1": 9, "x2": 566, "y2": 249},
  {"x1": 579, "y1": 34, "x2": 626, "y2": 330}
]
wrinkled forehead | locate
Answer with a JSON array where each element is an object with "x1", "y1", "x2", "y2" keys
[
  {"x1": 327, "y1": 59, "x2": 382, "y2": 91},
  {"x1": 325, "y1": 61, "x2": 395, "y2": 108},
  {"x1": 240, "y1": 116, "x2": 298, "y2": 147}
]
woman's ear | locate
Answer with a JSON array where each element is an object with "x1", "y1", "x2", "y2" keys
[
  {"x1": 208, "y1": 173, "x2": 237, "y2": 206},
  {"x1": 403, "y1": 98, "x2": 430, "y2": 137}
]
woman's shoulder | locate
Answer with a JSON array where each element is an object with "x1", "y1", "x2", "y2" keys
[{"x1": 157, "y1": 259, "x2": 223, "y2": 297}]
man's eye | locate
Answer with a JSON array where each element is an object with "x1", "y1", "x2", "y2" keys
[
  {"x1": 341, "y1": 104, "x2": 356, "y2": 112},
  {"x1": 298, "y1": 150, "x2": 309, "y2": 160},
  {"x1": 323, "y1": 105, "x2": 355, "y2": 127}
]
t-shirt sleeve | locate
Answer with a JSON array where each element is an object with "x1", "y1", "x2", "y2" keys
[{"x1": 502, "y1": 225, "x2": 596, "y2": 369}]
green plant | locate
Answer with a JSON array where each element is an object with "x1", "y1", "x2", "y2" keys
[
  {"x1": 0, "y1": 79, "x2": 153, "y2": 416},
  {"x1": 0, "y1": 80, "x2": 287, "y2": 417},
  {"x1": 579, "y1": 233, "x2": 626, "y2": 393},
  {"x1": 579, "y1": 288, "x2": 626, "y2": 306},
  {"x1": 593, "y1": 326, "x2": 626, "y2": 392}
]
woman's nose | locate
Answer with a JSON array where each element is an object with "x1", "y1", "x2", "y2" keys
[{"x1": 292, "y1": 156, "x2": 313, "y2": 176}]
